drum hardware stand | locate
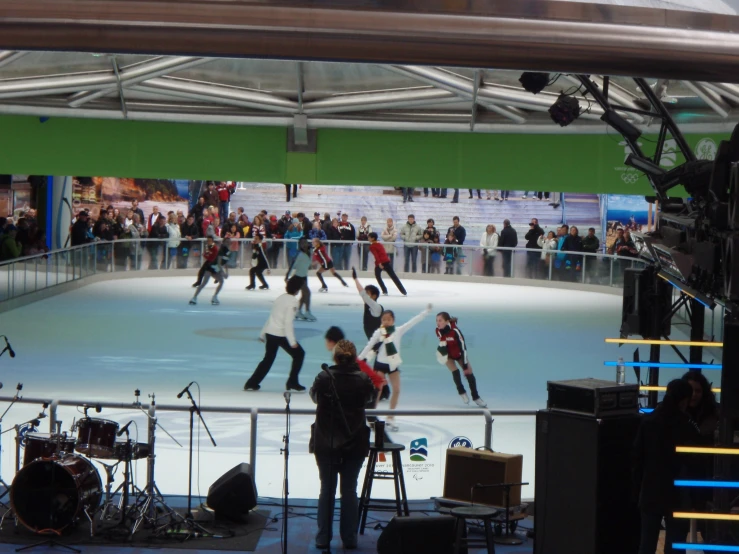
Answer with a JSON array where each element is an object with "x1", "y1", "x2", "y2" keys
[
  {"x1": 98, "y1": 461, "x2": 121, "y2": 521},
  {"x1": 0, "y1": 384, "x2": 23, "y2": 508},
  {"x1": 129, "y1": 393, "x2": 183, "y2": 538},
  {"x1": 15, "y1": 537, "x2": 81, "y2": 553},
  {"x1": 281, "y1": 390, "x2": 292, "y2": 554}
]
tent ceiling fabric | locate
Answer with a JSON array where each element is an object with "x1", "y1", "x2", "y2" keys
[
  {"x1": 0, "y1": 51, "x2": 735, "y2": 134},
  {"x1": 551, "y1": 0, "x2": 738, "y2": 15}
]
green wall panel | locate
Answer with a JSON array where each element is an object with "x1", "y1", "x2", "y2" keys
[
  {"x1": 0, "y1": 115, "x2": 727, "y2": 197},
  {"x1": 0, "y1": 116, "x2": 286, "y2": 181}
]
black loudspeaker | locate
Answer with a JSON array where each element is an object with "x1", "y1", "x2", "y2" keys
[
  {"x1": 377, "y1": 515, "x2": 456, "y2": 554},
  {"x1": 534, "y1": 410, "x2": 641, "y2": 554},
  {"x1": 621, "y1": 266, "x2": 672, "y2": 338},
  {"x1": 206, "y1": 463, "x2": 257, "y2": 520}
]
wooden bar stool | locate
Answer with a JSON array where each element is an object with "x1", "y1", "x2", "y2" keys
[
  {"x1": 451, "y1": 505, "x2": 499, "y2": 554},
  {"x1": 357, "y1": 443, "x2": 409, "y2": 534}
]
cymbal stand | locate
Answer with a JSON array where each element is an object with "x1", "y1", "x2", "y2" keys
[
  {"x1": 98, "y1": 460, "x2": 121, "y2": 520},
  {"x1": 130, "y1": 393, "x2": 183, "y2": 538},
  {"x1": 0, "y1": 384, "x2": 23, "y2": 508}
]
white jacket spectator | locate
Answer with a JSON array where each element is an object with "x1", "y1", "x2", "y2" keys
[
  {"x1": 480, "y1": 228, "x2": 499, "y2": 256},
  {"x1": 538, "y1": 234, "x2": 558, "y2": 261},
  {"x1": 400, "y1": 218, "x2": 422, "y2": 244},
  {"x1": 166, "y1": 221, "x2": 182, "y2": 248},
  {"x1": 381, "y1": 219, "x2": 398, "y2": 254}
]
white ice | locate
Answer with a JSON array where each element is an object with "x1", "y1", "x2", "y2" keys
[{"x1": 0, "y1": 276, "x2": 698, "y2": 505}]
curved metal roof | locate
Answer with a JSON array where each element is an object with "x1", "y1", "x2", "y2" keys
[{"x1": 0, "y1": 51, "x2": 735, "y2": 135}]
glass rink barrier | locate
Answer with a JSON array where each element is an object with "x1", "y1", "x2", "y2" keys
[
  {"x1": 0, "y1": 238, "x2": 652, "y2": 303},
  {"x1": 0, "y1": 396, "x2": 540, "y2": 501}
]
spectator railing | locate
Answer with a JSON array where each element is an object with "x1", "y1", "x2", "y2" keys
[
  {"x1": 0, "y1": 237, "x2": 648, "y2": 303},
  {"x1": 0, "y1": 394, "x2": 522, "y2": 493}
]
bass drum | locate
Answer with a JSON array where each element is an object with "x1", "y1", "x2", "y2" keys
[{"x1": 11, "y1": 455, "x2": 102, "y2": 533}]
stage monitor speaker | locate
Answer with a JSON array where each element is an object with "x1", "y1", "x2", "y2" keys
[
  {"x1": 206, "y1": 463, "x2": 257, "y2": 520},
  {"x1": 443, "y1": 448, "x2": 523, "y2": 506},
  {"x1": 534, "y1": 410, "x2": 640, "y2": 554},
  {"x1": 621, "y1": 266, "x2": 672, "y2": 338},
  {"x1": 377, "y1": 515, "x2": 456, "y2": 554}
]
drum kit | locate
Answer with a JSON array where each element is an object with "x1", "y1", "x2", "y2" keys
[{"x1": 1, "y1": 391, "x2": 188, "y2": 544}]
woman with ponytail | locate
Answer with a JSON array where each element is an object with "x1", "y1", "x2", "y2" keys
[
  {"x1": 435, "y1": 312, "x2": 487, "y2": 407},
  {"x1": 358, "y1": 303, "x2": 432, "y2": 431},
  {"x1": 312, "y1": 237, "x2": 348, "y2": 292}
]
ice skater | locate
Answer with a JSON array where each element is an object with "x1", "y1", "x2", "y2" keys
[
  {"x1": 244, "y1": 276, "x2": 306, "y2": 392},
  {"x1": 435, "y1": 312, "x2": 487, "y2": 407},
  {"x1": 312, "y1": 237, "x2": 348, "y2": 292},
  {"x1": 358, "y1": 303, "x2": 432, "y2": 431},
  {"x1": 368, "y1": 232, "x2": 407, "y2": 296},
  {"x1": 286, "y1": 238, "x2": 316, "y2": 321},
  {"x1": 246, "y1": 234, "x2": 270, "y2": 290},
  {"x1": 352, "y1": 267, "x2": 390, "y2": 401},
  {"x1": 189, "y1": 236, "x2": 227, "y2": 305}
]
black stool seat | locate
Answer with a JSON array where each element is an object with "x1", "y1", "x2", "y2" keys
[
  {"x1": 451, "y1": 506, "x2": 499, "y2": 519},
  {"x1": 450, "y1": 505, "x2": 499, "y2": 554},
  {"x1": 357, "y1": 443, "x2": 409, "y2": 534}
]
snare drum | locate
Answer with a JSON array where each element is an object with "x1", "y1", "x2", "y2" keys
[
  {"x1": 75, "y1": 418, "x2": 119, "y2": 458},
  {"x1": 23, "y1": 433, "x2": 76, "y2": 466},
  {"x1": 112, "y1": 440, "x2": 151, "y2": 461},
  {"x1": 11, "y1": 454, "x2": 102, "y2": 533}
]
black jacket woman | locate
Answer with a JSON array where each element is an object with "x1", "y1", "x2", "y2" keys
[
  {"x1": 310, "y1": 340, "x2": 375, "y2": 551},
  {"x1": 632, "y1": 379, "x2": 701, "y2": 554}
]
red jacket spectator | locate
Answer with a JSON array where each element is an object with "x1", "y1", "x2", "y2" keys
[{"x1": 217, "y1": 181, "x2": 236, "y2": 202}]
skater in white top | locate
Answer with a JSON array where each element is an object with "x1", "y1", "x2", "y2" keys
[{"x1": 358, "y1": 303, "x2": 432, "y2": 431}]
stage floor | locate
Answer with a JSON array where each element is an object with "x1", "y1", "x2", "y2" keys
[{"x1": 1, "y1": 276, "x2": 694, "y2": 505}]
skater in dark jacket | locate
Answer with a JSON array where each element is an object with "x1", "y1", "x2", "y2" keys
[
  {"x1": 312, "y1": 238, "x2": 348, "y2": 292},
  {"x1": 435, "y1": 312, "x2": 486, "y2": 407},
  {"x1": 246, "y1": 234, "x2": 271, "y2": 290}
]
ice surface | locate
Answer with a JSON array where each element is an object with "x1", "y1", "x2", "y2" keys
[{"x1": 0, "y1": 276, "x2": 696, "y2": 503}]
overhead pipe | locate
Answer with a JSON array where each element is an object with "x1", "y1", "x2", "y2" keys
[
  {"x1": 703, "y1": 82, "x2": 739, "y2": 105},
  {"x1": 0, "y1": 73, "x2": 114, "y2": 95},
  {"x1": 385, "y1": 66, "x2": 526, "y2": 123},
  {"x1": 683, "y1": 81, "x2": 731, "y2": 118},
  {"x1": 302, "y1": 88, "x2": 461, "y2": 115},
  {"x1": 388, "y1": 65, "x2": 601, "y2": 121},
  {"x1": 135, "y1": 77, "x2": 299, "y2": 113},
  {"x1": 68, "y1": 57, "x2": 212, "y2": 107},
  {"x1": 0, "y1": 51, "x2": 27, "y2": 69},
  {"x1": 0, "y1": 101, "x2": 733, "y2": 134}
]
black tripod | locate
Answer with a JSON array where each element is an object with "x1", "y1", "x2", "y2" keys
[
  {"x1": 178, "y1": 382, "x2": 216, "y2": 539},
  {"x1": 0, "y1": 384, "x2": 23, "y2": 508}
]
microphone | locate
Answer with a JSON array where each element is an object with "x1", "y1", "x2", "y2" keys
[
  {"x1": 321, "y1": 363, "x2": 329, "y2": 371},
  {"x1": 117, "y1": 420, "x2": 133, "y2": 437},
  {"x1": 95, "y1": 404, "x2": 101, "y2": 413},
  {"x1": 4, "y1": 337, "x2": 15, "y2": 358},
  {"x1": 177, "y1": 382, "x2": 195, "y2": 399},
  {"x1": 283, "y1": 391, "x2": 291, "y2": 403}
]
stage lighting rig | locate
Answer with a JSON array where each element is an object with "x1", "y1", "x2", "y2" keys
[
  {"x1": 548, "y1": 94, "x2": 581, "y2": 127},
  {"x1": 601, "y1": 110, "x2": 642, "y2": 142},
  {"x1": 519, "y1": 72, "x2": 550, "y2": 94}
]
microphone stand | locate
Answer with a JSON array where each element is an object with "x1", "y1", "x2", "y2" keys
[
  {"x1": 0, "y1": 384, "x2": 22, "y2": 506},
  {"x1": 281, "y1": 391, "x2": 291, "y2": 554},
  {"x1": 181, "y1": 384, "x2": 216, "y2": 522}
]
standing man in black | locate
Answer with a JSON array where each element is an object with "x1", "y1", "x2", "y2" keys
[
  {"x1": 179, "y1": 214, "x2": 200, "y2": 269},
  {"x1": 499, "y1": 219, "x2": 518, "y2": 277},
  {"x1": 524, "y1": 218, "x2": 544, "y2": 278},
  {"x1": 71, "y1": 211, "x2": 92, "y2": 246},
  {"x1": 581, "y1": 227, "x2": 600, "y2": 282},
  {"x1": 632, "y1": 379, "x2": 700, "y2": 554},
  {"x1": 447, "y1": 216, "x2": 466, "y2": 245},
  {"x1": 284, "y1": 183, "x2": 298, "y2": 202},
  {"x1": 131, "y1": 200, "x2": 145, "y2": 226}
]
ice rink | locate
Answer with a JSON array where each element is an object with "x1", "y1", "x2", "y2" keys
[{"x1": 0, "y1": 275, "x2": 698, "y2": 505}]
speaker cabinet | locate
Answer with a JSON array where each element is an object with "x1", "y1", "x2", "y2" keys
[
  {"x1": 206, "y1": 463, "x2": 257, "y2": 520},
  {"x1": 443, "y1": 448, "x2": 523, "y2": 506},
  {"x1": 534, "y1": 410, "x2": 640, "y2": 554},
  {"x1": 377, "y1": 515, "x2": 456, "y2": 554}
]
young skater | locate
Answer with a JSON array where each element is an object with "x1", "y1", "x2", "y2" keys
[
  {"x1": 435, "y1": 312, "x2": 487, "y2": 407},
  {"x1": 244, "y1": 276, "x2": 306, "y2": 391},
  {"x1": 189, "y1": 236, "x2": 227, "y2": 305},
  {"x1": 246, "y1": 234, "x2": 270, "y2": 290},
  {"x1": 286, "y1": 238, "x2": 316, "y2": 321},
  {"x1": 368, "y1": 232, "x2": 407, "y2": 296},
  {"x1": 312, "y1": 237, "x2": 348, "y2": 292},
  {"x1": 324, "y1": 326, "x2": 386, "y2": 392},
  {"x1": 352, "y1": 268, "x2": 391, "y2": 401},
  {"x1": 358, "y1": 303, "x2": 432, "y2": 431}
]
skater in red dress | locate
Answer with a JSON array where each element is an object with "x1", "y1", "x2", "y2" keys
[{"x1": 312, "y1": 238, "x2": 348, "y2": 292}]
